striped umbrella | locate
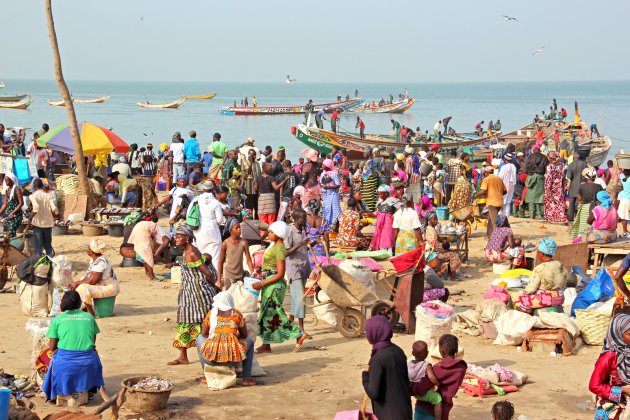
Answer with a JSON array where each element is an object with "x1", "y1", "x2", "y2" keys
[{"x1": 36, "y1": 121, "x2": 130, "y2": 155}]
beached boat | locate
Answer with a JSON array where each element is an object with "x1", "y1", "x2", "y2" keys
[
  {"x1": 0, "y1": 94, "x2": 27, "y2": 102},
  {"x1": 0, "y1": 97, "x2": 33, "y2": 110},
  {"x1": 181, "y1": 93, "x2": 216, "y2": 100},
  {"x1": 73, "y1": 96, "x2": 110, "y2": 104},
  {"x1": 348, "y1": 98, "x2": 415, "y2": 114},
  {"x1": 219, "y1": 98, "x2": 363, "y2": 116},
  {"x1": 137, "y1": 98, "x2": 185, "y2": 109}
]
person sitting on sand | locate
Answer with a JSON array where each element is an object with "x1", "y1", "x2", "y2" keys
[
  {"x1": 408, "y1": 340, "x2": 442, "y2": 420},
  {"x1": 195, "y1": 291, "x2": 258, "y2": 386},
  {"x1": 42, "y1": 290, "x2": 104, "y2": 402},
  {"x1": 69, "y1": 239, "x2": 120, "y2": 317},
  {"x1": 484, "y1": 217, "x2": 524, "y2": 269},
  {"x1": 574, "y1": 190, "x2": 619, "y2": 244},
  {"x1": 169, "y1": 226, "x2": 218, "y2": 366},
  {"x1": 411, "y1": 334, "x2": 467, "y2": 419},
  {"x1": 512, "y1": 238, "x2": 568, "y2": 313},
  {"x1": 120, "y1": 220, "x2": 172, "y2": 281},
  {"x1": 589, "y1": 314, "x2": 630, "y2": 419},
  {"x1": 423, "y1": 251, "x2": 449, "y2": 303}
]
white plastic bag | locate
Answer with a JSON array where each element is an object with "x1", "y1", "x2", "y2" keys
[
  {"x1": 493, "y1": 310, "x2": 538, "y2": 346},
  {"x1": 229, "y1": 281, "x2": 258, "y2": 314},
  {"x1": 19, "y1": 282, "x2": 50, "y2": 317},
  {"x1": 51, "y1": 255, "x2": 73, "y2": 288},
  {"x1": 339, "y1": 259, "x2": 375, "y2": 292},
  {"x1": 312, "y1": 290, "x2": 339, "y2": 326},
  {"x1": 415, "y1": 301, "x2": 454, "y2": 357}
]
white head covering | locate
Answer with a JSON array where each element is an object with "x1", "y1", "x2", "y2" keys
[
  {"x1": 4, "y1": 173, "x2": 18, "y2": 200},
  {"x1": 269, "y1": 221, "x2": 289, "y2": 240},
  {"x1": 208, "y1": 291, "x2": 235, "y2": 339}
]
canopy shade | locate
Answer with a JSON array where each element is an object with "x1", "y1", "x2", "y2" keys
[{"x1": 36, "y1": 122, "x2": 130, "y2": 155}]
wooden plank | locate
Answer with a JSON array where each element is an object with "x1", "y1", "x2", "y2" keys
[
  {"x1": 61, "y1": 194, "x2": 89, "y2": 221},
  {"x1": 536, "y1": 242, "x2": 589, "y2": 272}
]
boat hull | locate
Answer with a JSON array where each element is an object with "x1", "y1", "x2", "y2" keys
[
  {"x1": 220, "y1": 98, "x2": 363, "y2": 116},
  {"x1": 0, "y1": 98, "x2": 33, "y2": 110},
  {"x1": 291, "y1": 125, "x2": 366, "y2": 159},
  {"x1": 73, "y1": 96, "x2": 110, "y2": 104},
  {"x1": 137, "y1": 98, "x2": 185, "y2": 109},
  {"x1": 348, "y1": 98, "x2": 414, "y2": 114},
  {"x1": 0, "y1": 94, "x2": 27, "y2": 102},
  {"x1": 181, "y1": 93, "x2": 216, "y2": 100}
]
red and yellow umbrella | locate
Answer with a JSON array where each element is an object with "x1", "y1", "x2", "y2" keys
[{"x1": 36, "y1": 121, "x2": 130, "y2": 155}]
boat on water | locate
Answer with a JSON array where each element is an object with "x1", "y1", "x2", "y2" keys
[
  {"x1": 0, "y1": 97, "x2": 33, "y2": 110},
  {"x1": 0, "y1": 82, "x2": 4, "y2": 89},
  {"x1": 181, "y1": 93, "x2": 216, "y2": 100},
  {"x1": 0, "y1": 94, "x2": 27, "y2": 102},
  {"x1": 137, "y1": 98, "x2": 185, "y2": 109},
  {"x1": 49, "y1": 96, "x2": 111, "y2": 106},
  {"x1": 348, "y1": 98, "x2": 415, "y2": 114},
  {"x1": 219, "y1": 98, "x2": 363, "y2": 116}
]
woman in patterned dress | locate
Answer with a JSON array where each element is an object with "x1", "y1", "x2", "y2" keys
[
  {"x1": 360, "y1": 150, "x2": 381, "y2": 212},
  {"x1": 70, "y1": 239, "x2": 120, "y2": 317},
  {"x1": 369, "y1": 185, "x2": 399, "y2": 251},
  {"x1": 447, "y1": 175, "x2": 471, "y2": 214},
  {"x1": 543, "y1": 151, "x2": 567, "y2": 223},
  {"x1": 196, "y1": 291, "x2": 258, "y2": 386},
  {"x1": 169, "y1": 226, "x2": 218, "y2": 366},
  {"x1": 424, "y1": 211, "x2": 463, "y2": 279},
  {"x1": 337, "y1": 198, "x2": 369, "y2": 250},
  {"x1": 320, "y1": 159, "x2": 342, "y2": 226},
  {"x1": 0, "y1": 173, "x2": 23, "y2": 237}
]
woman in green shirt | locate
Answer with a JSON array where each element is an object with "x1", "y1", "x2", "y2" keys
[
  {"x1": 253, "y1": 221, "x2": 308, "y2": 353},
  {"x1": 42, "y1": 290, "x2": 104, "y2": 402}
]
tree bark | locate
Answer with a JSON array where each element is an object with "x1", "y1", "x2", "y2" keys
[{"x1": 44, "y1": 0, "x2": 90, "y2": 196}]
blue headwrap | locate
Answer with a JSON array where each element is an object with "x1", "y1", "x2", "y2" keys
[
  {"x1": 177, "y1": 175, "x2": 187, "y2": 181},
  {"x1": 538, "y1": 238, "x2": 557, "y2": 257},
  {"x1": 597, "y1": 190, "x2": 612, "y2": 210}
]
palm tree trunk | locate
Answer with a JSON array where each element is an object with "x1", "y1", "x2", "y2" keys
[{"x1": 44, "y1": 0, "x2": 90, "y2": 196}]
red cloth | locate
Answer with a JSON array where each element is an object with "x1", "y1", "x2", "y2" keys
[
  {"x1": 259, "y1": 213, "x2": 276, "y2": 225},
  {"x1": 589, "y1": 351, "x2": 623, "y2": 401},
  {"x1": 412, "y1": 358, "x2": 467, "y2": 419}
]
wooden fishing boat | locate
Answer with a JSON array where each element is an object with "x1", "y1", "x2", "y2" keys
[
  {"x1": 73, "y1": 96, "x2": 110, "y2": 103},
  {"x1": 181, "y1": 93, "x2": 216, "y2": 100},
  {"x1": 137, "y1": 98, "x2": 185, "y2": 109},
  {"x1": 348, "y1": 98, "x2": 414, "y2": 114},
  {"x1": 48, "y1": 99, "x2": 65, "y2": 106},
  {"x1": 219, "y1": 98, "x2": 363, "y2": 116},
  {"x1": 0, "y1": 94, "x2": 27, "y2": 102},
  {"x1": 0, "y1": 97, "x2": 33, "y2": 110},
  {"x1": 0, "y1": 82, "x2": 5, "y2": 89},
  {"x1": 290, "y1": 125, "x2": 368, "y2": 159}
]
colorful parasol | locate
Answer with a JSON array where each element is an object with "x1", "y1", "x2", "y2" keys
[{"x1": 36, "y1": 121, "x2": 130, "y2": 155}]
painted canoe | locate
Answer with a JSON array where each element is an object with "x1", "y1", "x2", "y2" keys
[
  {"x1": 74, "y1": 96, "x2": 110, "y2": 103},
  {"x1": 0, "y1": 94, "x2": 27, "y2": 102},
  {"x1": 0, "y1": 97, "x2": 33, "y2": 110},
  {"x1": 219, "y1": 98, "x2": 364, "y2": 116},
  {"x1": 348, "y1": 98, "x2": 414, "y2": 114},
  {"x1": 290, "y1": 125, "x2": 367, "y2": 159},
  {"x1": 181, "y1": 93, "x2": 216, "y2": 100},
  {"x1": 137, "y1": 98, "x2": 185, "y2": 109}
]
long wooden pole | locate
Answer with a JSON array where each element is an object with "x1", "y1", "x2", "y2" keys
[{"x1": 44, "y1": 0, "x2": 90, "y2": 195}]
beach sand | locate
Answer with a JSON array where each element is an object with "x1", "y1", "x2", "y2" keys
[{"x1": 0, "y1": 217, "x2": 600, "y2": 419}]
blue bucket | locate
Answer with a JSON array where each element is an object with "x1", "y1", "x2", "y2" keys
[
  {"x1": 0, "y1": 388, "x2": 11, "y2": 419},
  {"x1": 436, "y1": 206, "x2": 448, "y2": 220}
]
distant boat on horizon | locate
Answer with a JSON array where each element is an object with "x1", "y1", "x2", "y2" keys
[
  {"x1": 181, "y1": 93, "x2": 216, "y2": 100},
  {"x1": 48, "y1": 96, "x2": 110, "y2": 106},
  {"x1": 137, "y1": 98, "x2": 185, "y2": 109}
]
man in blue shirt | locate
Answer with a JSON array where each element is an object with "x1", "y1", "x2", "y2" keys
[
  {"x1": 201, "y1": 150, "x2": 213, "y2": 177},
  {"x1": 184, "y1": 130, "x2": 201, "y2": 176}
]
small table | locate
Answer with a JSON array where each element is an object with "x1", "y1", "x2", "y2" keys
[
  {"x1": 588, "y1": 240, "x2": 630, "y2": 272},
  {"x1": 438, "y1": 231, "x2": 469, "y2": 262}
]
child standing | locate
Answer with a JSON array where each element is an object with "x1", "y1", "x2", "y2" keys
[
  {"x1": 217, "y1": 218, "x2": 254, "y2": 290},
  {"x1": 408, "y1": 340, "x2": 443, "y2": 420},
  {"x1": 283, "y1": 209, "x2": 312, "y2": 332},
  {"x1": 411, "y1": 334, "x2": 467, "y2": 419},
  {"x1": 434, "y1": 163, "x2": 446, "y2": 206}
]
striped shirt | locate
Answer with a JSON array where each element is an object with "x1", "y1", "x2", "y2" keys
[{"x1": 140, "y1": 150, "x2": 156, "y2": 172}]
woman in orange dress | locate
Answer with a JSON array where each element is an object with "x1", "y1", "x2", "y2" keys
[{"x1": 196, "y1": 291, "x2": 257, "y2": 386}]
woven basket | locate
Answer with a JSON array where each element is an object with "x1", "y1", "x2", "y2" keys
[
  {"x1": 575, "y1": 309, "x2": 610, "y2": 345},
  {"x1": 450, "y1": 205, "x2": 473, "y2": 221}
]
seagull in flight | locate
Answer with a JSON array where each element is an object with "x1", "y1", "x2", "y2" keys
[
  {"x1": 532, "y1": 46, "x2": 545, "y2": 56},
  {"x1": 502, "y1": 15, "x2": 518, "y2": 22}
]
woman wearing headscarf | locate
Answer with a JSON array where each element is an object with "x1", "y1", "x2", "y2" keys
[
  {"x1": 305, "y1": 199, "x2": 330, "y2": 267},
  {"x1": 361, "y1": 315, "x2": 411, "y2": 420},
  {"x1": 195, "y1": 291, "x2": 258, "y2": 386},
  {"x1": 42, "y1": 290, "x2": 104, "y2": 403},
  {"x1": 320, "y1": 158, "x2": 342, "y2": 226},
  {"x1": 589, "y1": 314, "x2": 630, "y2": 419},
  {"x1": 122, "y1": 220, "x2": 172, "y2": 281},
  {"x1": 512, "y1": 238, "x2": 568, "y2": 313},
  {"x1": 155, "y1": 174, "x2": 194, "y2": 228},
  {"x1": 569, "y1": 167, "x2": 603, "y2": 240},
  {"x1": 446, "y1": 175, "x2": 471, "y2": 214},
  {"x1": 543, "y1": 151, "x2": 567, "y2": 223},
  {"x1": 576, "y1": 190, "x2": 619, "y2": 244},
  {"x1": 524, "y1": 146, "x2": 548, "y2": 219},
  {"x1": 423, "y1": 251, "x2": 449, "y2": 303},
  {"x1": 252, "y1": 221, "x2": 308, "y2": 353},
  {"x1": 337, "y1": 198, "x2": 370, "y2": 250},
  {"x1": 191, "y1": 181, "x2": 225, "y2": 272},
  {"x1": 169, "y1": 225, "x2": 218, "y2": 366},
  {"x1": 69, "y1": 239, "x2": 120, "y2": 317},
  {"x1": 369, "y1": 185, "x2": 399, "y2": 251},
  {"x1": 393, "y1": 193, "x2": 422, "y2": 255},
  {"x1": 360, "y1": 150, "x2": 382, "y2": 212},
  {"x1": 417, "y1": 196, "x2": 434, "y2": 222},
  {"x1": 424, "y1": 211, "x2": 463, "y2": 280},
  {"x1": 484, "y1": 216, "x2": 524, "y2": 268},
  {"x1": 0, "y1": 173, "x2": 23, "y2": 237}
]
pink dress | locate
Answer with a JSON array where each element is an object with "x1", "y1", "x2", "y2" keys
[{"x1": 369, "y1": 198, "x2": 397, "y2": 250}]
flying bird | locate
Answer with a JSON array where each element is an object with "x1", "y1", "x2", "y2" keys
[
  {"x1": 286, "y1": 75, "x2": 296, "y2": 84},
  {"x1": 502, "y1": 15, "x2": 518, "y2": 22},
  {"x1": 532, "y1": 46, "x2": 545, "y2": 56},
  {"x1": 143, "y1": 132, "x2": 153, "y2": 138}
]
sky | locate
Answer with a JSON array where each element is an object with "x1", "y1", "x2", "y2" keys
[{"x1": 3, "y1": 0, "x2": 630, "y2": 83}]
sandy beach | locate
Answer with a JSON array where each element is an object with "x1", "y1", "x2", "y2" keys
[{"x1": 0, "y1": 215, "x2": 600, "y2": 420}]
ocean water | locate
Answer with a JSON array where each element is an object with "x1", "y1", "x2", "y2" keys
[{"x1": 1, "y1": 79, "x2": 630, "y2": 161}]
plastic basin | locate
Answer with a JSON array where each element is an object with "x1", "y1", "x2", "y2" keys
[{"x1": 93, "y1": 296, "x2": 116, "y2": 318}]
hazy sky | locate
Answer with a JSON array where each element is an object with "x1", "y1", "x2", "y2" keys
[{"x1": 4, "y1": 0, "x2": 630, "y2": 82}]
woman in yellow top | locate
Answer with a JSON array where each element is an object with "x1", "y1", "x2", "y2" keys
[
  {"x1": 253, "y1": 221, "x2": 308, "y2": 353},
  {"x1": 196, "y1": 291, "x2": 257, "y2": 386}
]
